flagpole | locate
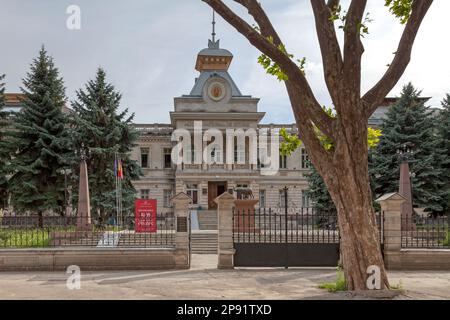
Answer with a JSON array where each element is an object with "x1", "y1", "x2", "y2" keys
[{"x1": 115, "y1": 152, "x2": 119, "y2": 231}]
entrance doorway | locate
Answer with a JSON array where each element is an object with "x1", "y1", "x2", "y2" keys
[{"x1": 208, "y1": 181, "x2": 227, "y2": 209}]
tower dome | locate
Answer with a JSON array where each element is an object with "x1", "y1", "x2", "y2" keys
[{"x1": 195, "y1": 12, "x2": 233, "y2": 72}]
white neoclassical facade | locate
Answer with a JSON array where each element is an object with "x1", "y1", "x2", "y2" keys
[{"x1": 131, "y1": 36, "x2": 312, "y2": 212}]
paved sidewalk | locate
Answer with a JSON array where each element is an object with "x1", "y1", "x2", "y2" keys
[{"x1": 0, "y1": 255, "x2": 449, "y2": 300}]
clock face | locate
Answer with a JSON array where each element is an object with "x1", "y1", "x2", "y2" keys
[{"x1": 208, "y1": 82, "x2": 226, "y2": 101}]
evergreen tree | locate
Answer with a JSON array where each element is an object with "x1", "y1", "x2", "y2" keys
[
  {"x1": 70, "y1": 68, "x2": 141, "y2": 221},
  {"x1": 437, "y1": 94, "x2": 450, "y2": 214},
  {"x1": 371, "y1": 83, "x2": 449, "y2": 215},
  {"x1": 0, "y1": 74, "x2": 8, "y2": 209},
  {"x1": 8, "y1": 47, "x2": 72, "y2": 217},
  {"x1": 305, "y1": 166, "x2": 336, "y2": 214}
]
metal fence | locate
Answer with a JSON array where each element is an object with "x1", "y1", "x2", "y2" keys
[
  {"x1": 233, "y1": 207, "x2": 385, "y2": 245},
  {"x1": 0, "y1": 213, "x2": 175, "y2": 249},
  {"x1": 233, "y1": 208, "x2": 340, "y2": 244},
  {"x1": 401, "y1": 214, "x2": 450, "y2": 249}
]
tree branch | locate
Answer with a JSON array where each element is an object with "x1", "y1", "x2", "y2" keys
[
  {"x1": 327, "y1": 0, "x2": 340, "y2": 10},
  {"x1": 285, "y1": 83, "x2": 333, "y2": 171},
  {"x1": 362, "y1": 0, "x2": 433, "y2": 118},
  {"x1": 310, "y1": 0, "x2": 344, "y2": 109},
  {"x1": 203, "y1": 0, "x2": 336, "y2": 141},
  {"x1": 342, "y1": 0, "x2": 367, "y2": 100}
]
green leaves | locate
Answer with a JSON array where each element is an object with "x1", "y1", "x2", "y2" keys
[
  {"x1": 257, "y1": 54, "x2": 287, "y2": 81},
  {"x1": 385, "y1": 0, "x2": 413, "y2": 24},
  {"x1": 280, "y1": 128, "x2": 302, "y2": 156},
  {"x1": 254, "y1": 29, "x2": 306, "y2": 82},
  {"x1": 279, "y1": 106, "x2": 382, "y2": 155},
  {"x1": 368, "y1": 127, "x2": 383, "y2": 149}
]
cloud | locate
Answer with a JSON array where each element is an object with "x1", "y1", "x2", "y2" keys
[{"x1": 1, "y1": 0, "x2": 448, "y2": 124}]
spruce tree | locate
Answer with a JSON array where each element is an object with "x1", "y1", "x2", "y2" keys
[
  {"x1": 371, "y1": 83, "x2": 449, "y2": 215},
  {"x1": 8, "y1": 47, "x2": 72, "y2": 217},
  {"x1": 0, "y1": 74, "x2": 8, "y2": 209},
  {"x1": 305, "y1": 166, "x2": 336, "y2": 214},
  {"x1": 70, "y1": 68, "x2": 141, "y2": 221},
  {"x1": 437, "y1": 94, "x2": 450, "y2": 215}
]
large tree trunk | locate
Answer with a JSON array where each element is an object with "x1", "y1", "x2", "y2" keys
[
  {"x1": 321, "y1": 118, "x2": 389, "y2": 290},
  {"x1": 328, "y1": 178, "x2": 389, "y2": 290}
]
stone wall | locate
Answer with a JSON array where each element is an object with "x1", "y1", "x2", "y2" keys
[
  {"x1": 384, "y1": 249, "x2": 450, "y2": 271},
  {"x1": 0, "y1": 248, "x2": 185, "y2": 271},
  {"x1": 0, "y1": 193, "x2": 192, "y2": 272},
  {"x1": 378, "y1": 193, "x2": 450, "y2": 271}
]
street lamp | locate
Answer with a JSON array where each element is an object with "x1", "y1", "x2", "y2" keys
[
  {"x1": 396, "y1": 142, "x2": 414, "y2": 163},
  {"x1": 58, "y1": 168, "x2": 72, "y2": 216}
]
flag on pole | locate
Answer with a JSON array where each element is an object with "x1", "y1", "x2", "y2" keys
[{"x1": 117, "y1": 159, "x2": 124, "y2": 180}]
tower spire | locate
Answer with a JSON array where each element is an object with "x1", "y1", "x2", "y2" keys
[{"x1": 212, "y1": 11, "x2": 216, "y2": 43}]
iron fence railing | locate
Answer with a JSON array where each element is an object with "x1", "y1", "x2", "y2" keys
[
  {"x1": 233, "y1": 208, "x2": 340, "y2": 244},
  {"x1": 401, "y1": 214, "x2": 449, "y2": 249},
  {"x1": 0, "y1": 213, "x2": 175, "y2": 249},
  {"x1": 233, "y1": 207, "x2": 385, "y2": 246}
]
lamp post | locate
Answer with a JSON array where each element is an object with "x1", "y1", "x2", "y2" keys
[
  {"x1": 397, "y1": 143, "x2": 416, "y2": 231},
  {"x1": 283, "y1": 186, "x2": 288, "y2": 269},
  {"x1": 58, "y1": 168, "x2": 72, "y2": 216}
]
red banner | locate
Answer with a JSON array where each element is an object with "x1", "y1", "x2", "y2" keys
[{"x1": 135, "y1": 199, "x2": 157, "y2": 233}]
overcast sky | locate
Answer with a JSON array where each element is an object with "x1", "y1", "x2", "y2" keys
[{"x1": 1, "y1": 0, "x2": 449, "y2": 124}]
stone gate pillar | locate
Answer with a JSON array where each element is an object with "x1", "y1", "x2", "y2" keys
[
  {"x1": 376, "y1": 193, "x2": 406, "y2": 270},
  {"x1": 214, "y1": 192, "x2": 236, "y2": 269},
  {"x1": 172, "y1": 193, "x2": 192, "y2": 269}
]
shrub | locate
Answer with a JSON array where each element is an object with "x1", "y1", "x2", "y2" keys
[{"x1": 319, "y1": 267, "x2": 347, "y2": 292}]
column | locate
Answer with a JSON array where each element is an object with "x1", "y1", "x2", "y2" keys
[
  {"x1": 214, "y1": 192, "x2": 236, "y2": 269},
  {"x1": 172, "y1": 192, "x2": 192, "y2": 269},
  {"x1": 376, "y1": 193, "x2": 406, "y2": 270}
]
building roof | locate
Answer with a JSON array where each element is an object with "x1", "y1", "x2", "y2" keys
[
  {"x1": 3, "y1": 93, "x2": 73, "y2": 114},
  {"x1": 188, "y1": 71, "x2": 243, "y2": 97},
  {"x1": 368, "y1": 97, "x2": 432, "y2": 127},
  {"x1": 198, "y1": 40, "x2": 233, "y2": 58}
]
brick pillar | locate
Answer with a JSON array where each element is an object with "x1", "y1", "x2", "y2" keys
[
  {"x1": 172, "y1": 193, "x2": 192, "y2": 269},
  {"x1": 376, "y1": 193, "x2": 406, "y2": 270},
  {"x1": 214, "y1": 192, "x2": 236, "y2": 269}
]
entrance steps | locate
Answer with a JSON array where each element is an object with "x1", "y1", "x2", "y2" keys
[
  {"x1": 197, "y1": 210, "x2": 218, "y2": 230},
  {"x1": 191, "y1": 230, "x2": 218, "y2": 254}
]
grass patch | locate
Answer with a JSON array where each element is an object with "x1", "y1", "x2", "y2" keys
[
  {"x1": 390, "y1": 280, "x2": 404, "y2": 291},
  {"x1": 0, "y1": 225, "x2": 125, "y2": 248},
  {"x1": 0, "y1": 229, "x2": 51, "y2": 248},
  {"x1": 441, "y1": 231, "x2": 450, "y2": 247},
  {"x1": 319, "y1": 267, "x2": 347, "y2": 292}
]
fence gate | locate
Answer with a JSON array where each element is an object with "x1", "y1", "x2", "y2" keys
[{"x1": 233, "y1": 206, "x2": 340, "y2": 268}]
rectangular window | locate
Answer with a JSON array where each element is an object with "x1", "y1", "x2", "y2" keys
[
  {"x1": 259, "y1": 190, "x2": 266, "y2": 208},
  {"x1": 258, "y1": 147, "x2": 268, "y2": 168},
  {"x1": 280, "y1": 155, "x2": 288, "y2": 169},
  {"x1": 164, "y1": 148, "x2": 172, "y2": 169},
  {"x1": 210, "y1": 145, "x2": 222, "y2": 164},
  {"x1": 301, "y1": 149, "x2": 311, "y2": 169},
  {"x1": 186, "y1": 184, "x2": 198, "y2": 205},
  {"x1": 185, "y1": 144, "x2": 196, "y2": 164},
  {"x1": 163, "y1": 189, "x2": 173, "y2": 207},
  {"x1": 141, "y1": 148, "x2": 149, "y2": 168},
  {"x1": 234, "y1": 144, "x2": 245, "y2": 164},
  {"x1": 302, "y1": 191, "x2": 311, "y2": 207},
  {"x1": 140, "y1": 189, "x2": 150, "y2": 200},
  {"x1": 279, "y1": 189, "x2": 287, "y2": 208}
]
